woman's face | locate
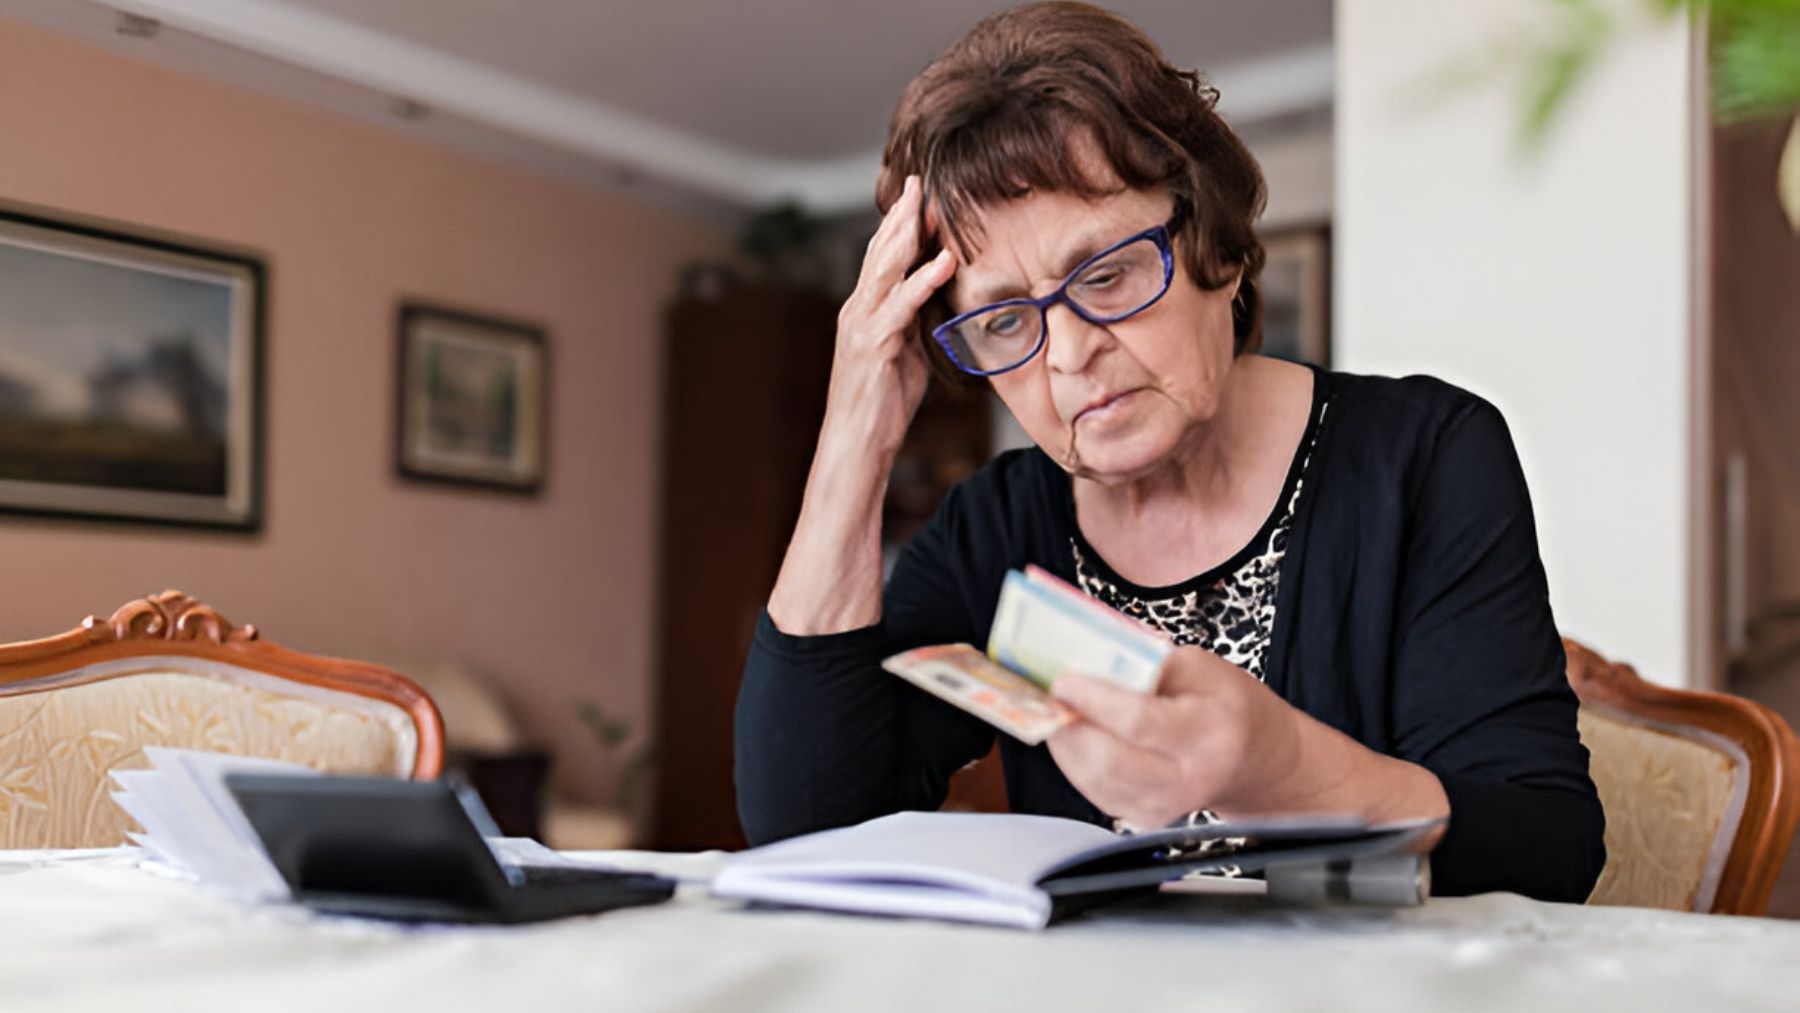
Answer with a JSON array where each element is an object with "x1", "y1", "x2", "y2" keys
[{"x1": 945, "y1": 185, "x2": 1239, "y2": 485}]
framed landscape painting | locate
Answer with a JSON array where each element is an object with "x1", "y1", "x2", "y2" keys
[
  {"x1": 1258, "y1": 226, "x2": 1331, "y2": 367},
  {"x1": 394, "y1": 303, "x2": 547, "y2": 494},
  {"x1": 0, "y1": 207, "x2": 263, "y2": 529}
]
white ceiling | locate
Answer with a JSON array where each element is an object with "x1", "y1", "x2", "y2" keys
[
  {"x1": 3, "y1": 0, "x2": 1333, "y2": 217},
  {"x1": 282, "y1": 0, "x2": 1333, "y2": 160}
]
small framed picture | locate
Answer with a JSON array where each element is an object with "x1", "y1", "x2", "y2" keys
[
  {"x1": 0, "y1": 205, "x2": 264, "y2": 529},
  {"x1": 395, "y1": 303, "x2": 547, "y2": 494},
  {"x1": 1258, "y1": 226, "x2": 1331, "y2": 367}
]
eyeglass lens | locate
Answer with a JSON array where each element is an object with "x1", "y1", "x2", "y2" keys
[{"x1": 940, "y1": 235, "x2": 1168, "y2": 373}]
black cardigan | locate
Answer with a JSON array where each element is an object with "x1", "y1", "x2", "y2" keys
[{"x1": 736, "y1": 369, "x2": 1606, "y2": 903}]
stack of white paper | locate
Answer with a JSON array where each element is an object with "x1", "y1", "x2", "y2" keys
[{"x1": 110, "y1": 747, "x2": 320, "y2": 899}]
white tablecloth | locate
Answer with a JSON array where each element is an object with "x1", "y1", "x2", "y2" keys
[{"x1": 3, "y1": 849, "x2": 1797, "y2": 1013}]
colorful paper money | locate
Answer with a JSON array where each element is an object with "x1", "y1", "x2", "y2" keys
[
  {"x1": 987, "y1": 565, "x2": 1170, "y2": 694},
  {"x1": 881, "y1": 567, "x2": 1172, "y2": 742},
  {"x1": 880, "y1": 644, "x2": 1073, "y2": 744}
]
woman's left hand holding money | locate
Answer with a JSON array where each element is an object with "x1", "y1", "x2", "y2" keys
[{"x1": 1045, "y1": 648, "x2": 1450, "y2": 834}]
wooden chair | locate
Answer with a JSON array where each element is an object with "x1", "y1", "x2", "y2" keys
[
  {"x1": 1568, "y1": 637, "x2": 1800, "y2": 915},
  {"x1": 0, "y1": 590, "x2": 444, "y2": 848}
]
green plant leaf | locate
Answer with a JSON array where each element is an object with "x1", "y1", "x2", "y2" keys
[
  {"x1": 576, "y1": 700, "x2": 632, "y2": 749},
  {"x1": 1512, "y1": 0, "x2": 1611, "y2": 150},
  {"x1": 1712, "y1": 8, "x2": 1800, "y2": 121}
]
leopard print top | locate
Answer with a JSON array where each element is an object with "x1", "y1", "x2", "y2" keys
[
  {"x1": 1072, "y1": 393, "x2": 1330, "y2": 843},
  {"x1": 1071, "y1": 398, "x2": 1330, "y2": 683}
]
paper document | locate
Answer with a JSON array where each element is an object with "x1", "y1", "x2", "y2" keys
[{"x1": 111, "y1": 747, "x2": 320, "y2": 898}]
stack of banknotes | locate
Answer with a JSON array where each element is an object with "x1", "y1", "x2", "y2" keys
[{"x1": 881, "y1": 565, "x2": 1172, "y2": 744}]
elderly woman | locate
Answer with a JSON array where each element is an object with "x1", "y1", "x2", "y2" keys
[{"x1": 736, "y1": 1, "x2": 1604, "y2": 902}]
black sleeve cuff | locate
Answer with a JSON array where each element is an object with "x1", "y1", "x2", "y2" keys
[
  {"x1": 753, "y1": 608, "x2": 891, "y2": 660},
  {"x1": 1431, "y1": 772, "x2": 1606, "y2": 904}
]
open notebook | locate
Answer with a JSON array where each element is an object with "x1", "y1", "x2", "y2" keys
[{"x1": 712, "y1": 811, "x2": 1438, "y2": 930}]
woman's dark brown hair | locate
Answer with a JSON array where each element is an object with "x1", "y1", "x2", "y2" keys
[{"x1": 876, "y1": 1, "x2": 1268, "y2": 367}]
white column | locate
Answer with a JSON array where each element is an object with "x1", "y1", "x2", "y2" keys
[{"x1": 1335, "y1": 0, "x2": 1697, "y2": 685}]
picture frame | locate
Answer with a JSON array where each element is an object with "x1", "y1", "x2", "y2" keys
[
  {"x1": 1258, "y1": 225, "x2": 1331, "y2": 367},
  {"x1": 395, "y1": 303, "x2": 547, "y2": 494},
  {"x1": 0, "y1": 205, "x2": 264, "y2": 530}
]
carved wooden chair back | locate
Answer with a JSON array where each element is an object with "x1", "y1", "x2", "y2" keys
[
  {"x1": 1568, "y1": 638, "x2": 1800, "y2": 915},
  {"x1": 0, "y1": 590, "x2": 444, "y2": 848}
]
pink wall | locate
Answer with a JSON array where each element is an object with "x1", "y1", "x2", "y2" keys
[{"x1": 0, "y1": 19, "x2": 729, "y2": 812}]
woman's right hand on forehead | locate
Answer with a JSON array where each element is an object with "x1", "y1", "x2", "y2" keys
[
  {"x1": 766, "y1": 175, "x2": 960, "y2": 636},
  {"x1": 821, "y1": 174, "x2": 958, "y2": 460}
]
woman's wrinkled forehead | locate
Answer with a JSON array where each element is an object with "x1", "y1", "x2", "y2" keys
[{"x1": 945, "y1": 186, "x2": 1172, "y2": 310}]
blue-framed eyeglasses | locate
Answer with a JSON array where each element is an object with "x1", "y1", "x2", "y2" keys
[{"x1": 931, "y1": 208, "x2": 1184, "y2": 377}]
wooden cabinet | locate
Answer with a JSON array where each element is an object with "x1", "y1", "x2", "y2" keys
[
  {"x1": 651, "y1": 289, "x2": 836, "y2": 851},
  {"x1": 650, "y1": 289, "x2": 1001, "y2": 849},
  {"x1": 883, "y1": 380, "x2": 992, "y2": 549}
]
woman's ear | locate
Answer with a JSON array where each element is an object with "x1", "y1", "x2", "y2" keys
[{"x1": 921, "y1": 189, "x2": 941, "y2": 239}]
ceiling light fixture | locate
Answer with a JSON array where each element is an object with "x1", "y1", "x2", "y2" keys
[
  {"x1": 115, "y1": 11, "x2": 160, "y2": 38},
  {"x1": 389, "y1": 98, "x2": 431, "y2": 122}
]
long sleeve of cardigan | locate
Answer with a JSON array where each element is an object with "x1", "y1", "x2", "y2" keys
[
  {"x1": 735, "y1": 484, "x2": 997, "y2": 847},
  {"x1": 1386, "y1": 396, "x2": 1605, "y2": 901}
]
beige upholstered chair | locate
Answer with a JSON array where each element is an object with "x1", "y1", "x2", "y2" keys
[
  {"x1": 1569, "y1": 638, "x2": 1800, "y2": 915},
  {"x1": 0, "y1": 590, "x2": 444, "y2": 849}
]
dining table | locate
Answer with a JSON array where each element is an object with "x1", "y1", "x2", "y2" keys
[{"x1": 3, "y1": 846, "x2": 1797, "y2": 1013}]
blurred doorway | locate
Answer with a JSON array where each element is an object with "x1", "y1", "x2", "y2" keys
[{"x1": 1709, "y1": 112, "x2": 1800, "y2": 915}]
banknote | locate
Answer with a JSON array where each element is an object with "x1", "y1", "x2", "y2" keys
[
  {"x1": 880, "y1": 643, "x2": 1073, "y2": 745},
  {"x1": 986, "y1": 565, "x2": 1170, "y2": 694}
]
